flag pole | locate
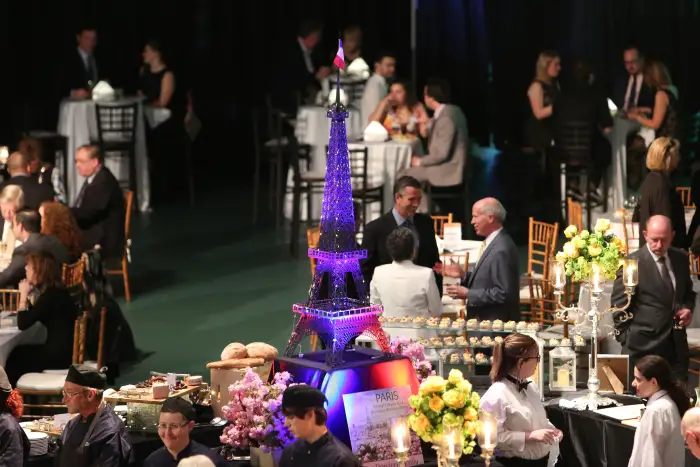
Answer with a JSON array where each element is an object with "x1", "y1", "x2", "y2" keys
[{"x1": 335, "y1": 35, "x2": 341, "y2": 107}]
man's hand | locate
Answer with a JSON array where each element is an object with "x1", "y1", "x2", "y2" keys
[
  {"x1": 315, "y1": 66, "x2": 331, "y2": 80},
  {"x1": 71, "y1": 89, "x2": 90, "y2": 99},
  {"x1": 438, "y1": 262, "x2": 464, "y2": 279},
  {"x1": 445, "y1": 285, "x2": 468, "y2": 299},
  {"x1": 674, "y1": 307, "x2": 692, "y2": 327},
  {"x1": 411, "y1": 156, "x2": 421, "y2": 167}
]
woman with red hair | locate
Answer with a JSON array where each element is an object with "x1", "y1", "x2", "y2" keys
[
  {"x1": 0, "y1": 366, "x2": 29, "y2": 464},
  {"x1": 39, "y1": 201, "x2": 84, "y2": 262}
]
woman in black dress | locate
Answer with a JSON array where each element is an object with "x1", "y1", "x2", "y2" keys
[
  {"x1": 628, "y1": 60, "x2": 680, "y2": 140},
  {"x1": 637, "y1": 137, "x2": 687, "y2": 249},
  {"x1": 139, "y1": 40, "x2": 187, "y2": 206},
  {"x1": 524, "y1": 50, "x2": 561, "y2": 150},
  {"x1": 0, "y1": 367, "x2": 29, "y2": 465},
  {"x1": 4, "y1": 251, "x2": 79, "y2": 386}
]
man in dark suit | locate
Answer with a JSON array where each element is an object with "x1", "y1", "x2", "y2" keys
[
  {"x1": 272, "y1": 20, "x2": 331, "y2": 116},
  {"x1": 0, "y1": 152, "x2": 54, "y2": 209},
  {"x1": 612, "y1": 215, "x2": 695, "y2": 383},
  {"x1": 0, "y1": 209, "x2": 69, "y2": 287},
  {"x1": 553, "y1": 60, "x2": 613, "y2": 204},
  {"x1": 361, "y1": 176, "x2": 442, "y2": 291},
  {"x1": 70, "y1": 145, "x2": 125, "y2": 260},
  {"x1": 444, "y1": 198, "x2": 520, "y2": 322},
  {"x1": 61, "y1": 25, "x2": 99, "y2": 99}
]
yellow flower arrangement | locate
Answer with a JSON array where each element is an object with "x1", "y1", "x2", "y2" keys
[
  {"x1": 558, "y1": 220, "x2": 625, "y2": 282},
  {"x1": 408, "y1": 369, "x2": 479, "y2": 454}
]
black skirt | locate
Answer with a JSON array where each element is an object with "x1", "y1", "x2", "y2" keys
[{"x1": 496, "y1": 455, "x2": 549, "y2": 467}]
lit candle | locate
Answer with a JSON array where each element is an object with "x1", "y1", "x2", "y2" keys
[
  {"x1": 447, "y1": 432, "x2": 456, "y2": 458},
  {"x1": 482, "y1": 422, "x2": 494, "y2": 448},
  {"x1": 557, "y1": 369, "x2": 570, "y2": 387},
  {"x1": 626, "y1": 265, "x2": 635, "y2": 286},
  {"x1": 0, "y1": 147, "x2": 7, "y2": 165},
  {"x1": 395, "y1": 424, "x2": 405, "y2": 452},
  {"x1": 550, "y1": 258, "x2": 565, "y2": 290},
  {"x1": 592, "y1": 264, "x2": 602, "y2": 292}
]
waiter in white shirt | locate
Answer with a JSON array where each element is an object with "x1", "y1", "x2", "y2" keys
[
  {"x1": 628, "y1": 355, "x2": 688, "y2": 467},
  {"x1": 360, "y1": 52, "x2": 396, "y2": 125},
  {"x1": 480, "y1": 334, "x2": 561, "y2": 467}
]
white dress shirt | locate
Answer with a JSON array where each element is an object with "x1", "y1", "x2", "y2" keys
[
  {"x1": 628, "y1": 390, "x2": 684, "y2": 467},
  {"x1": 360, "y1": 73, "x2": 387, "y2": 125},
  {"x1": 370, "y1": 260, "x2": 442, "y2": 339},
  {"x1": 480, "y1": 378, "x2": 559, "y2": 466},
  {"x1": 647, "y1": 245, "x2": 676, "y2": 290},
  {"x1": 1, "y1": 221, "x2": 10, "y2": 243},
  {"x1": 623, "y1": 73, "x2": 643, "y2": 110}
]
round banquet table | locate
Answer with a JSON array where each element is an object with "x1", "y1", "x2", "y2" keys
[{"x1": 57, "y1": 96, "x2": 151, "y2": 212}]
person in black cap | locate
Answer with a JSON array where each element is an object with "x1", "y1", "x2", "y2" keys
[
  {"x1": 56, "y1": 364, "x2": 132, "y2": 467},
  {"x1": 279, "y1": 385, "x2": 359, "y2": 467},
  {"x1": 0, "y1": 365, "x2": 29, "y2": 466},
  {"x1": 144, "y1": 397, "x2": 227, "y2": 467}
]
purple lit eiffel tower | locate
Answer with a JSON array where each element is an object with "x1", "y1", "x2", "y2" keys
[{"x1": 284, "y1": 77, "x2": 390, "y2": 367}]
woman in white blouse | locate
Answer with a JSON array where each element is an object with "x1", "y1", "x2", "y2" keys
[
  {"x1": 370, "y1": 227, "x2": 441, "y2": 339},
  {"x1": 628, "y1": 355, "x2": 689, "y2": 467},
  {"x1": 480, "y1": 334, "x2": 562, "y2": 467}
]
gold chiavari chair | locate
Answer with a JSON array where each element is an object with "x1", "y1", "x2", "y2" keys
[
  {"x1": 0, "y1": 289, "x2": 20, "y2": 312},
  {"x1": 520, "y1": 218, "x2": 559, "y2": 319},
  {"x1": 677, "y1": 186, "x2": 695, "y2": 210},
  {"x1": 439, "y1": 252, "x2": 470, "y2": 319},
  {"x1": 105, "y1": 189, "x2": 133, "y2": 301},
  {"x1": 431, "y1": 213, "x2": 453, "y2": 239},
  {"x1": 567, "y1": 198, "x2": 583, "y2": 232}
]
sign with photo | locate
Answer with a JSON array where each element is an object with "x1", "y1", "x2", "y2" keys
[{"x1": 343, "y1": 386, "x2": 424, "y2": 467}]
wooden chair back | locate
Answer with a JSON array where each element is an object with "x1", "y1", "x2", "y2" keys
[
  {"x1": 72, "y1": 311, "x2": 89, "y2": 365},
  {"x1": 96, "y1": 307, "x2": 107, "y2": 370},
  {"x1": 432, "y1": 214, "x2": 453, "y2": 238},
  {"x1": 620, "y1": 214, "x2": 639, "y2": 253},
  {"x1": 677, "y1": 186, "x2": 695, "y2": 209},
  {"x1": 123, "y1": 189, "x2": 134, "y2": 239},
  {"x1": 527, "y1": 217, "x2": 559, "y2": 278},
  {"x1": 527, "y1": 277, "x2": 570, "y2": 336},
  {"x1": 105, "y1": 189, "x2": 133, "y2": 301},
  {"x1": 0, "y1": 289, "x2": 20, "y2": 312},
  {"x1": 690, "y1": 254, "x2": 700, "y2": 276},
  {"x1": 567, "y1": 198, "x2": 583, "y2": 232},
  {"x1": 439, "y1": 252, "x2": 470, "y2": 318}
]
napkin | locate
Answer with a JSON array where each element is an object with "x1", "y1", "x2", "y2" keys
[
  {"x1": 328, "y1": 88, "x2": 349, "y2": 106},
  {"x1": 363, "y1": 121, "x2": 388, "y2": 142},
  {"x1": 91, "y1": 81, "x2": 115, "y2": 101},
  {"x1": 435, "y1": 234, "x2": 444, "y2": 254},
  {"x1": 346, "y1": 57, "x2": 370, "y2": 77}
]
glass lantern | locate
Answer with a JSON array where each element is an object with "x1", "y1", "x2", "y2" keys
[{"x1": 549, "y1": 346, "x2": 577, "y2": 392}]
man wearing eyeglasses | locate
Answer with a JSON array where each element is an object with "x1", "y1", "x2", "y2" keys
[
  {"x1": 682, "y1": 407, "x2": 700, "y2": 459},
  {"x1": 56, "y1": 364, "x2": 132, "y2": 466},
  {"x1": 144, "y1": 398, "x2": 227, "y2": 466}
]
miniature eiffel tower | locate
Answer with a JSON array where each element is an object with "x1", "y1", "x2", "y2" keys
[{"x1": 284, "y1": 79, "x2": 390, "y2": 367}]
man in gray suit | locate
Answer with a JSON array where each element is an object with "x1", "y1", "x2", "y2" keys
[
  {"x1": 402, "y1": 79, "x2": 468, "y2": 211},
  {"x1": 0, "y1": 209, "x2": 69, "y2": 287},
  {"x1": 612, "y1": 215, "x2": 694, "y2": 383},
  {"x1": 444, "y1": 198, "x2": 520, "y2": 322}
]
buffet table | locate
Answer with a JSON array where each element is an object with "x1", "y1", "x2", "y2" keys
[
  {"x1": 57, "y1": 97, "x2": 150, "y2": 212},
  {"x1": 546, "y1": 394, "x2": 700, "y2": 467}
]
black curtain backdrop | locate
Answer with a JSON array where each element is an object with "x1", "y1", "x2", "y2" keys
[{"x1": 1, "y1": 0, "x2": 699, "y2": 177}]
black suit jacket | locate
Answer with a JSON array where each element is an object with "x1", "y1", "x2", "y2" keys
[
  {"x1": 612, "y1": 245, "x2": 695, "y2": 357},
  {"x1": 612, "y1": 74, "x2": 655, "y2": 111},
  {"x1": 60, "y1": 49, "x2": 100, "y2": 97},
  {"x1": 270, "y1": 39, "x2": 321, "y2": 114},
  {"x1": 360, "y1": 211, "x2": 441, "y2": 291},
  {"x1": 461, "y1": 230, "x2": 520, "y2": 321},
  {"x1": 0, "y1": 233, "x2": 69, "y2": 288},
  {"x1": 0, "y1": 175, "x2": 54, "y2": 210},
  {"x1": 553, "y1": 86, "x2": 613, "y2": 136},
  {"x1": 70, "y1": 168, "x2": 125, "y2": 259},
  {"x1": 637, "y1": 171, "x2": 688, "y2": 249}
]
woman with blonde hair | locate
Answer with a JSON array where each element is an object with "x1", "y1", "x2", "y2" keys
[
  {"x1": 636, "y1": 137, "x2": 687, "y2": 249},
  {"x1": 524, "y1": 50, "x2": 561, "y2": 150},
  {"x1": 480, "y1": 334, "x2": 561, "y2": 467},
  {"x1": 628, "y1": 60, "x2": 679, "y2": 139},
  {"x1": 39, "y1": 201, "x2": 83, "y2": 262},
  {"x1": 0, "y1": 185, "x2": 24, "y2": 257}
]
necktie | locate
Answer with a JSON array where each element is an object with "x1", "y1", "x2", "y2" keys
[
  {"x1": 477, "y1": 241, "x2": 487, "y2": 262},
  {"x1": 74, "y1": 180, "x2": 89, "y2": 208},
  {"x1": 657, "y1": 256, "x2": 674, "y2": 293},
  {"x1": 625, "y1": 75, "x2": 638, "y2": 110},
  {"x1": 86, "y1": 55, "x2": 97, "y2": 84}
]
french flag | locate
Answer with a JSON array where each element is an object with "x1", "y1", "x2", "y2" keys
[{"x1": 333, "y1": 39, "x2": 345, "y2": 70}]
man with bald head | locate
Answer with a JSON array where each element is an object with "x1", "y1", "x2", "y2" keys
[
  {"x1": 682, "y1": 407, "x2": 700, "y2": 458},
  {"x1": 0, "y1": 152, "x2": 54, "y2": 209},
  {"x1": 612, "y1": 214, "x2": 695, "y2": 383},
  {"x1": 444, "y1": 197, "x2": 519, "y2": 321}
]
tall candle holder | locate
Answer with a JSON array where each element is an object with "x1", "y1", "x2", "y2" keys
[
  {"x1": 549, "y1": 258, "x2": 638, "y2": 410},
  {"x1": 478, "y1": 410, "x2": 497, "y2": 466},
  {"x1": 440, "y1": 424, "x2": 463, "y2": 467},
  {"x1": 390, "y1": 417, "x2": 411, "y2": 467}
]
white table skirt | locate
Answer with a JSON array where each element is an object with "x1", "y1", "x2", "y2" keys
[
  {"x1": 0, "y1": 323, "x2": 46, "y2": 368},
  {"x1": 58, "y1": 97, "x2": 150, "y2": 212},
  {"x1": 609, "y1": 116, "x2": 640, "y2": 209}
]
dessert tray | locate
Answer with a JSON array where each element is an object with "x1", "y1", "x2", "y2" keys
[
  {"x1": 379, "y1": 317, "x2": 542, "y2": 333},
  {"x1": 105, "y1": 375, "x2": 202, "y2": 404}
]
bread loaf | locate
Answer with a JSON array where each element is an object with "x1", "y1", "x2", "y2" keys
[
  {"x1": 206, "y1": 357, "x2": 265, "y2": 369},
  {"x1": 221, "y1": 343, "x2": 247, "y2": 360},
  {"x1": 245, "y1": 342, "x2": 278, "y2": 361}
]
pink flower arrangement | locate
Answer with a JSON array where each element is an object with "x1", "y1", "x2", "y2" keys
[
  {"x1": 220, "y1": 368, "x2": 297, "y2": 452},
  {"x1": 390, "y1": 336, "x2": 435, "y2": 381}
]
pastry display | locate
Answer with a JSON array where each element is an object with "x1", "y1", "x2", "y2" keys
[
  {"x1": 481, "y1": 336, "x2": 494, "y2": 346},
  {"x1": 245, "y1": 342, "x2": 279, "y2": 361},
  {"x1": 135, "y1": 376, "x2": 186, "y2": 390},
  {"x1": 151, "y1": 383, "x2": 169, "y2": 399},
  {"x1": 574, "y1": 335, "x2": 585, "y2": 346},
  {"x1": 378, "y1": 315, "x2": 386, "y2": 323},
  {"x1": 450, "y1": 353, "x2": 460, "y2": 364},
  {"x1": 417, "y1": 337, "x2": 429, "y2": 346},
  {"x1": 413, "y1": 316, "x2": 427, "y2": 325},
  {"x1": 475, "y1": 353, "x2": 488, "y2": 364},
  {"x1": 429, "y1": 337, "x2": 443, "y2": 347},
  {"x1": 427, "y1": 317, "x2": 440, "y2": 327},
  {"x1": 387, "y1": 316, "x2": 400, "y2": 323},
  {"x1": 480, "y1": 320, "x2": 491, "y2": 330},
  {"x1": 549, "y1": 339, "x2": 560, "y2": 346},
  {"x1": 439, "y1": 350, "x2": 449, "y2": 361},
  {"x1": 400, "y1": 316, "x2": 412, "y2": 324},
  {"x1": 221, "y1": 343, "x2": 247, "y2": 360},
  {"x1": 504, "y1": 321, "x2": 516, "y2": 331},
  {"x1": 463, "y1": 352, "x2": 474, "y2": 363},
  {"x1": 185, "y1": 375, "x2": 202, "y2": 386},
  {"x1": 469, "y1": 337, "x2": 479, "y2": 346},
  {"x1": 467, "y1": 319, "x2": 478, "y2": 330},
  {"x1": 492, "y1": 319, "x2": 504, "y2": 331},
  {"x1": 455, "y1": 336, "x2": 467, "y2": 346},
  {"x1": 494, "y1": 336, "x2": 504, "y2": 345},
  {"x1": 443, "y1": 337, "x2": 455, "y2": 346},
  {"x1": 452, "y1": 318, "x2": 466, "y2": 329},
  {"x1": 489, "y1": 355, "x2": 494, "y2": 364},
  {"x1": 439, "y1": 318, "x2": 451, "y2": 328},
  {"x1": 516, "y1": 321, "x2": 528, "y2": 331},
  {"x1": 527, "y1": 323, "x2": 539, "y2": 332},
  {"x1": 561, "y1": 338, "x2": 571, "y2": 346}
]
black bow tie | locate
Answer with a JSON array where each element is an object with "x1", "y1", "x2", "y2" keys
[{"x1": 506, "y1": 375, "x2": 531, "y2": 392}]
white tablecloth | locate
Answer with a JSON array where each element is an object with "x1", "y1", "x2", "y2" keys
[
  {"x1": 609, "y1": 116, "x2": 640, "y2": 209},
  {"x1": 58, "y1": 97, "x2": 150, "y2": 212},
  {"x1": 0, "y1": 322, "x2": 46, "y2": 368}
]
